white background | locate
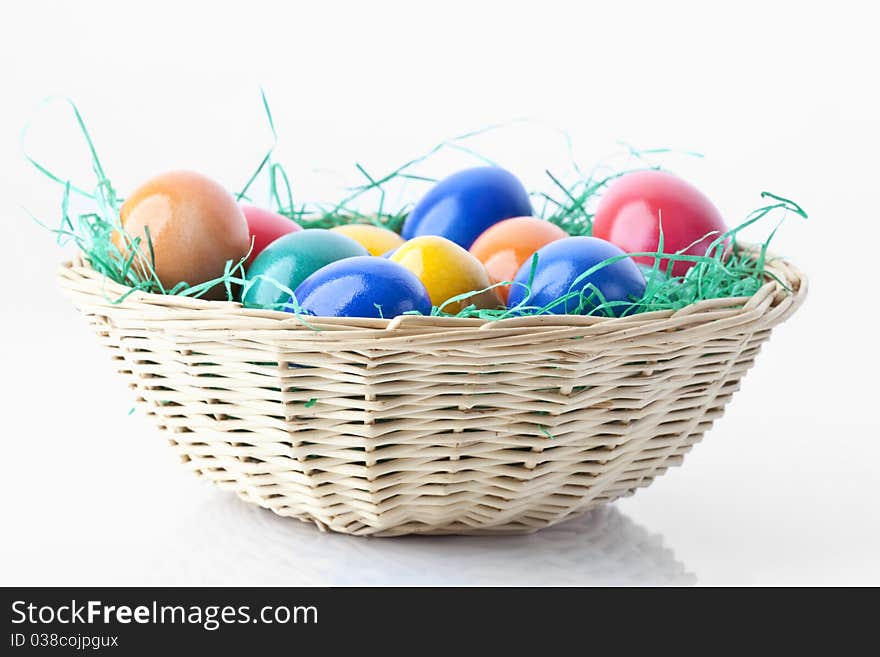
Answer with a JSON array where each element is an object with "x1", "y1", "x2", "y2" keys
[{"x1": 1, "y1": 0, "x2": 877, "y2": 585}]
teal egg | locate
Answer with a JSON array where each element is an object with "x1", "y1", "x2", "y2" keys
[{"x1": 243, "y1": 229, "x2": 368, "y2": 309}]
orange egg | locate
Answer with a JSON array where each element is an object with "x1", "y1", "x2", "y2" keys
[
  {"x1": 115, "y1": 171, "x2": 249, "y2": 299},
  {"x1": 469, "y1": 216, "x2": 568, "y2": 302}
]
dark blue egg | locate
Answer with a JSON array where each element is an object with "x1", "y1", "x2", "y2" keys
[
  {"x1": 507, "y1": 236, "x2": 647, "y2": 316},
  {"x1": 291, "y1": 256, "x2": 432, "y2": 319},
  {"x1": 401, "y1": 167, "x2": 533, "y2": 249}
]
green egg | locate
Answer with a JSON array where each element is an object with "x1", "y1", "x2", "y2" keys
[{"x1": 243, "y1": 229, "x2": 368, "y2": 309}]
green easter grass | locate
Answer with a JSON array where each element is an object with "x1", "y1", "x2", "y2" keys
[{"x1": 26, "y1": 93, "x2": 807, "y2": 323}]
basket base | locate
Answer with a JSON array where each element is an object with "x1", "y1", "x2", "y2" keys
[
  {"x1": 170, "y1": 429, "x2": 701, "y2": 536},
  {"x1": 229, "y1": 466, "x2": 675, "y2": 537}
]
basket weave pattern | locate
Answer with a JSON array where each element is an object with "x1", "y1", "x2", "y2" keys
[{"x1": 59, "y1": 251, "x2": 806, "y2": 536}]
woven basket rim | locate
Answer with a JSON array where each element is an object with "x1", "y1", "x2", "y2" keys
[{"x1": 58, "y1": 245, "x2": 807, "y2": 336}]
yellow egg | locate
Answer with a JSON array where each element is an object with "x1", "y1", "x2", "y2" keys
[
  {"x1": 330, "y1": 224, "x2": 405, "y2": 256},
  {"x1": 390, "y1": 236, "x2": 501, "y2": 313}
]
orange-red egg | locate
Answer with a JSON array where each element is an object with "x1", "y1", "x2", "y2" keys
[
  {"x1": 469, "y1": 216, "x2": 568, "y2": 302},
  {"x1": 115, "y1": 171, "x2": 249, "y2": 299}
]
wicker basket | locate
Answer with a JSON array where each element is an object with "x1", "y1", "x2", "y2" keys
[{"x1": 58, "y1": 248, "x2": 806, "y2": 536}]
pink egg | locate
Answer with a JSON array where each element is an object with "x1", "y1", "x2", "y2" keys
[{"x1": 241, "y1": 205, "x2": 302, "y2": 266}]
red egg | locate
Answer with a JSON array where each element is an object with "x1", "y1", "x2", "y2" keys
[
  {"x1": 592, "y1": 171, "x2": 728, "y2": 277},
  {"x1": 241, "y1": 205, "x2": 302, "y2": 266}
]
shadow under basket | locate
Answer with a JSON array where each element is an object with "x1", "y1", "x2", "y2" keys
[{"x1": 59, "y1": 249, "x2": 807, "y2": 536}]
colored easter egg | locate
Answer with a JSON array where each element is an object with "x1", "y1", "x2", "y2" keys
[
  {"x1": 243, "y1": 229, "x2": 368, "y2": 309},
  {"x1": 401, "y1": 167, "x2": 533, "y2": 249},
  {"x1": 115, "y1": 170, "x2": 249, "y2": 299},
  {"x1": 507, "y1": 236, "x2": 647, "y2": 316},
  {"x1": 593, "y1": 170, "x2": 728, "y2": 278},
  {"x1": 292, "y1": 256, "x2": 432, "y2": 319},
  {"x1": 469, "y1": 216, "x2": 568, "y2": 302},
  {"x1": 330, "y1": 224, "x2": 405, "y2": 256},
  {"x1": 241, "y1": 205, "x2": 301, "y2": 266},
  {"x1": 390, "y1": 235, "x2": 500, "y2": 313}
]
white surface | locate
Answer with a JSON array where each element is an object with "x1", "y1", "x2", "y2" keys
[{"x1": 1, "y1": 1, "x2": 878, "y2": 586}]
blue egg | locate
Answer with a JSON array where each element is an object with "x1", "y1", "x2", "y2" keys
[
  {"x1": 507, "y1": 236, "x2": 647, "y2": 316},
  {"x1": 401, "y1": 167, "x2": 533, "y2": 249},
  {"x1": 291, "y1": 256, "x2": 432, "y2": 319}
]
